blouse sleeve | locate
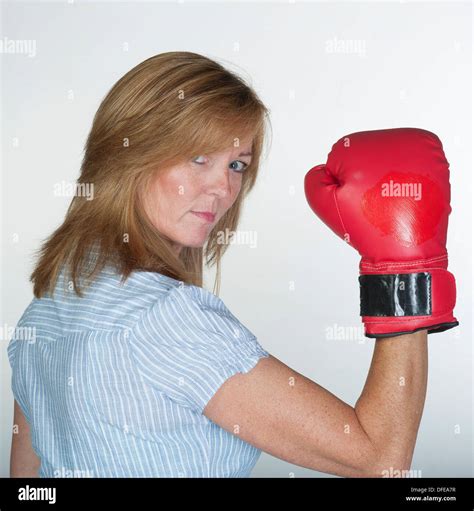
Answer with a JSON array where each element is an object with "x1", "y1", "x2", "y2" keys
[
  {"x1": 7, "y1": 337, "x2": 18, "y2": 370},
  {"x1": 128, "y1": 283, "x2": 270, "y2": 415}
]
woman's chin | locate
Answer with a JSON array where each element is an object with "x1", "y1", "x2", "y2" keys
[{"x1": 177, "y1": 236, "x2": 207, "y2": 250}]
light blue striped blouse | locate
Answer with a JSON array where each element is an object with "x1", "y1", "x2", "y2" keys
[{"x1": 7, "y1": 260, "x2": 270, "y2": 478}]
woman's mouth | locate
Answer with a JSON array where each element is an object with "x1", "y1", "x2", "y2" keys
[{"x1": 191, "y1": 211, "x2": 216, "y2": 223}]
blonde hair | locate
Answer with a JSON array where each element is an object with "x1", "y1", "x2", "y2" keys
[{"x1": 31, "y1": 51, "x2": 271, "y2": 298}]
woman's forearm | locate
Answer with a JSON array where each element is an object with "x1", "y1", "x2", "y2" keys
[
  {"x1": 10, "y1": 400, "x2": 40, "y2": 478},
  {"x1": 354, "y1": 329, "x2": 428, "y2": 475}
]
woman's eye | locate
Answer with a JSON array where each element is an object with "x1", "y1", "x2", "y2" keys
[
  {"x1": 192, "y1": 156, "x2": 248, "y2": 172},
  {"x1": 192, "y1": 155, "x2": 207, "y2": 164},
  {"x1": 229, "y1": 160, "x2": 248, "y2": 173}
]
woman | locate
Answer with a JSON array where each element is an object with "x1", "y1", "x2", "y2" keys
[{"x1": 7, "y1": 51, "x2": 456, "y2": 478}]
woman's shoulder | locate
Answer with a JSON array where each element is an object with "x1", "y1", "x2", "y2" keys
[
  {"x1": 128, "y1": 280, "x2": 270, "y2": 415},
  {"x1": 144, "y1": 279, "x2": 236, "y2": 321},
  {"x1": 133, "y1": 279, "x2": 259, "y2": 349}
]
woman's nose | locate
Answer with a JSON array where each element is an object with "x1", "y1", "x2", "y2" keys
[{"x1": 207, "y1": 167, "x2": 233, "y2": 198}]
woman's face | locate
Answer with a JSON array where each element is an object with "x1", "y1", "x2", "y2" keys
[{"x1": 143, "y1": 139, "x2": 253, "y2": 254}]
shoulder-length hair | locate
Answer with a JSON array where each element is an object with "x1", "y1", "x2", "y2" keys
[{"x1": 31, "y1": 51, "x2": 271, "y2": 298}]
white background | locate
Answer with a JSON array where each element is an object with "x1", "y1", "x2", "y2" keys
[{"x1": 0, "y1": 0, "x2": 472, "y2": 477}]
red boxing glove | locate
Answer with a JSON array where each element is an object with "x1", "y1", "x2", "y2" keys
[{"x1": 305, "y1": 127, "x2": 458, "y2": 338}]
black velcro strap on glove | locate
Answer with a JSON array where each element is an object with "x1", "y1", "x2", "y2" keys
[{"x1": 359, "y1": 273, "x2": 432, "y2": 317}]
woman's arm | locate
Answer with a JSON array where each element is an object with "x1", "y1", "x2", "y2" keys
[
  {"x1": 10, "y1": 399, "x2": 41, "y2": 477},
  {"x1": 354, "y1": 329, "x2": 428, "y2": 474},
  {"x1": 203, "y1": 329, "x2": 428, "y2": 477}
]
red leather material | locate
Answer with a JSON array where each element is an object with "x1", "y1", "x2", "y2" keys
[{"x1": 304, "y1": 127, "x2": 458, "y2": 337}]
